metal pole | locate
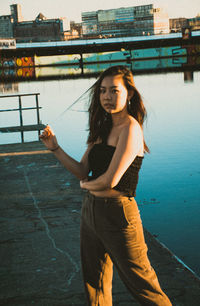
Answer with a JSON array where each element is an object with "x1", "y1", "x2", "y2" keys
[
  {"x1": 80, "y1": 53, "x2": 84, "y2": 75},
  {"x1": 18, "y1": 95, "x2": 24, "y2": 143},
  {"x1": 35, "y1": 94, "x2": 40, "y2": 138}
]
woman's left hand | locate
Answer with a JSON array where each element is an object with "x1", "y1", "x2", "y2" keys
[{"x1": 39, "y1": 125, "x2": 59, "y2": 151}]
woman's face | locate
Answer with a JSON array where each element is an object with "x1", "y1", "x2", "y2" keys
[{"x1": 99, "y1": 75, "x2": 132, "y2": 114}]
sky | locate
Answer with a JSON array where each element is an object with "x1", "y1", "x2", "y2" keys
[{"x1": 0, "y1": 0, "x2": 200, "y2": 26}]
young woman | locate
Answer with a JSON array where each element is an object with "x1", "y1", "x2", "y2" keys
[{"x1": 40, "y1": 65, "x2": 172, "y2": 305}]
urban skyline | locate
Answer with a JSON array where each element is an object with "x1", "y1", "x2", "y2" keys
[{"x1": 1, "y1": 0, "x2": 200, "y2": 27}]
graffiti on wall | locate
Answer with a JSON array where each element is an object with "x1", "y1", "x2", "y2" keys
[{"x1": 0, "y1": 57, "x2": 35, "y2": 79}]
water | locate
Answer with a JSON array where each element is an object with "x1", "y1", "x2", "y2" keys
[{"x1": 0, "y1": 70, "x2": 200, "y2": 276}]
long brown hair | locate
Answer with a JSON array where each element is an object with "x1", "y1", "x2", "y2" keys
[{"x1": 87, "y1": 65, "x2": 149, "y2": 153}]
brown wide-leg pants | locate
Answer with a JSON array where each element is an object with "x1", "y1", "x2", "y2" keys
[{"x1": 80, "y1": 192, "x2": 172, "y2": 306}]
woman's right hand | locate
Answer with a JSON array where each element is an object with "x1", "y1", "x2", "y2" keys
[{"x1": 39, "y1": 125, "x2": 59, "y2": 151}]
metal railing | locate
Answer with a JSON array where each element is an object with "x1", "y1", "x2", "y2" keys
[{"x1": 0, "y1": 93, "x2": 45, "y2": 143}]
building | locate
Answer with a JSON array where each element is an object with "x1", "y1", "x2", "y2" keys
[
  {"x1": 151, "y1": 6, "x2": 169, "y2": 35},
  {"x1": 82, "y1": 11, "x2": 98, "y2": 37},
  {"x1": 188, "y1": 15, "x2": 200, "y2": 31},
  {"x1": 63, "y1": 21, "x2": 82, "y2": 40},
  {"x1": 169, "y1": 15, "x2": 200, "y2": 33},
  {"x1": 0, "y1": 4, "x2": 22, "y2": 39},
  {"x1": 169, "y1": 18, "x2": 188, "y2": 32},
  {"x1": 70, "y1": 21, "x2": 82, "y2": 37},
  {"x1": 0, "y1": 4, "x2": 64, "y2": 42},
  {"x1": 14, "y1": 13, "x2": 64, "y2": 42},
  {"x1": 0, "y1": 15, "x2": 14, "y2": 38},
  {"x1": 82, "y1": 4, "x2": 169, "y2": 37},
  {"x1": 10, "y1": 4, "x2": 23, "y2": 23},
  {"x1": 98, "y1": 7, "x2": 135, "y2": 37}
]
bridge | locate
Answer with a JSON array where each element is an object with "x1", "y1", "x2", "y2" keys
[{"x1": 1, "y1": 31, "x2": 200, "y2": 58}]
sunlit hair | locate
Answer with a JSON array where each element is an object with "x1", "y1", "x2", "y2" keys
[{"x1": 87, "y1": 65, "x2": 149, "y2": 153}]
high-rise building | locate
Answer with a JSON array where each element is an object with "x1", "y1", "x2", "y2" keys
[
  {"x1": 10, "y1": 4, "x2": 23, "y2": 23},
  {"x1": 98, "y1": 7, "x2": 135, "y2": 36},
  {"x1": 82, "y1": 11, "x2": 98, "y2": 36},
  {"x1": 133, "y1": 4, "x2": 154, "y2": 36},
  {"x1": 82, "y1": 4, "x2": 169, "y2": 37}
]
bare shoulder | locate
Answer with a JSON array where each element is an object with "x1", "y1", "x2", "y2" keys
[
  {"x1": 120, "y1": 116, "x2": 143, "y2": 138},
  {"x1": 118, "y1": 116, "x2": 144, "y2": 155}
]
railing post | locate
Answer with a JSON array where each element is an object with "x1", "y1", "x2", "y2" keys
[
  {"x1": 79, "y1": 53, "x2": 84, "y2": 74},
  {"x1": 35, "y1": 94, "x2": 40, "y2": 138},
  {"x1": 18, "y1": 95, "x2": 24, "y2": 143},
  {"x1": 0, "y1": 93, "x2": 42, "y2": 142}
]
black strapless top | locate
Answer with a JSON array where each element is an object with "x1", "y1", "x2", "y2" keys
[{"x1": 88, "y1": 143, "x2": 143, "y2": 196}]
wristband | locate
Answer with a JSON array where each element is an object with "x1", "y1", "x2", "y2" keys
[{"x1": 50, "y1": 145, "x2": 60, "y2": 152}]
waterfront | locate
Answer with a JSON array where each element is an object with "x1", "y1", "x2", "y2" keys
[
  {"x1": 1, "y1": 141, "x2": 200, "y2": 305},
  {"x1": 0, "y1": 67, "x2": 200, "y2": 276}
]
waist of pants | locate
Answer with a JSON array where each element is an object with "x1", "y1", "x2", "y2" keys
[
  {"x1": 84, "y1": 191, "x2": 136, "y2": 205},
  {"x1": 82, "y1": 191, "x2": 140, "y2": 230}
]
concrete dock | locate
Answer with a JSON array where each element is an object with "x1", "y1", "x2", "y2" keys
[{"x1": 0, "y1": 141, "x2": 200, "y2": 306}]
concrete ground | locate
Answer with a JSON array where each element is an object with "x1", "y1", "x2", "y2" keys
[{"x1": 0, "y1": 141, "x2": 200, "y2": 306}]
